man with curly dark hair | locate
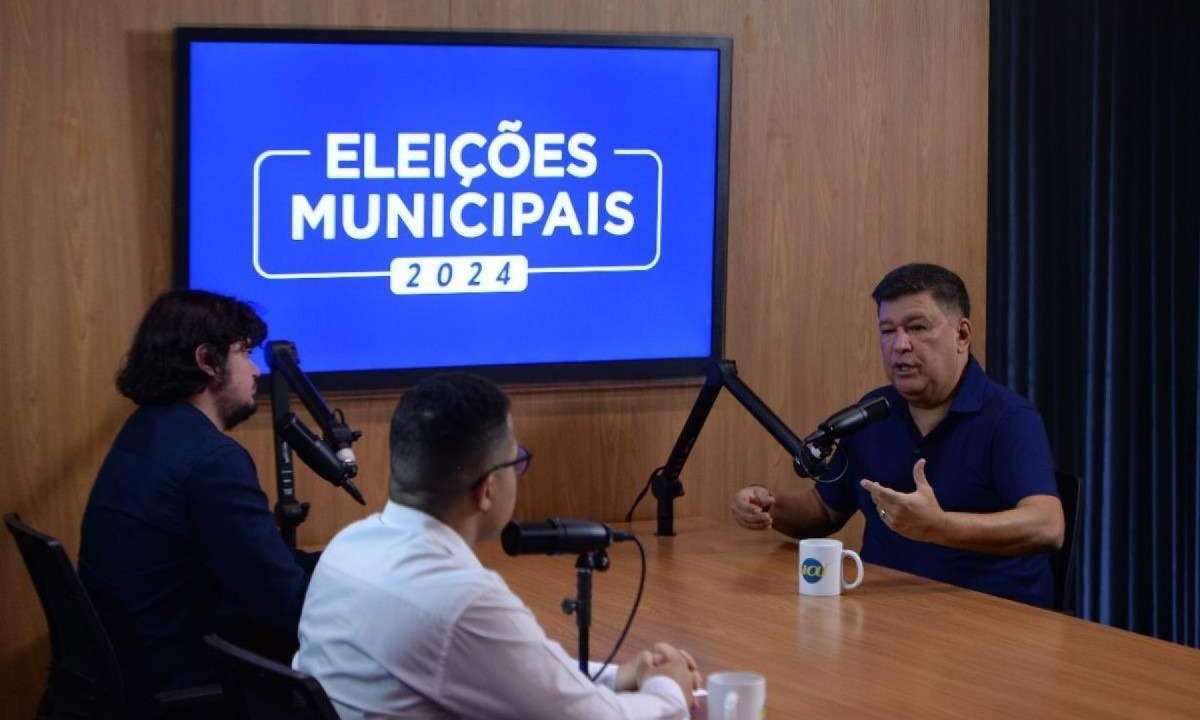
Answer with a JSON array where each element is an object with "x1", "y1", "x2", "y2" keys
[{"x1": 79, "y1": 289, "x2": 317, "y2": 718}]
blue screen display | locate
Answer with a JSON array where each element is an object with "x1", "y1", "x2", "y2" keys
[{"x1": 179, "y1": 30, "x2": 728, "y2": 383}]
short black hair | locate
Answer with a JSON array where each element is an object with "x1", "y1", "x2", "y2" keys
[
  {"x1": 388, "y1": 373, "x2": 512, "y2": 518},
  {"x1": 871, "y1": 263, "x2": 971, "y2": 318},
  {"x1": 116, "y1": 289, "x2": 267, "y2": 405}
]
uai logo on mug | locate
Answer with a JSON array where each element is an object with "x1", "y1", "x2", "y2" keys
[{"x1": 800, "y1": 557, "x2": 825, "y2": 584}]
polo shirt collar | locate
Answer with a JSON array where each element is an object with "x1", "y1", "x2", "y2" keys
[{"x1": 948, "y1": 354, "x2": 986, "y2": 414}]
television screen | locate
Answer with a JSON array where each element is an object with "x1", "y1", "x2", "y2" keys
[{"x1": 175, "y1": 27, "x2": 731, "y2": 389}]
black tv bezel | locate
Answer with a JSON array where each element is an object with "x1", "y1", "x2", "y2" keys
[{"x1": 173, "y1": 26, "x2": 732, "y2": 392}]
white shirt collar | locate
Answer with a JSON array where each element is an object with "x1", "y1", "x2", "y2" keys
[{"x1": 379, "y1": 500, "x2": 481, "y2": 569}]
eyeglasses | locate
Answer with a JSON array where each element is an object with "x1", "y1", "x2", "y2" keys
[{"x1": 472, "y1": 445, "x2": 533, "y2": 487}]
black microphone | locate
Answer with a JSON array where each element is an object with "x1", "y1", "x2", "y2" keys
[
  {"x1": 277, "y1": 412, "x2": 366, "y2": 505},
  {"x1": 803, "y1": 396, "x2": 891, "y2": 446},
  {"x1": 501, "y1": 519, "x2": 634, "y2": 556}
]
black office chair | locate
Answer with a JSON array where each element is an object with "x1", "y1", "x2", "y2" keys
[
  {"x1": 205, "y1": 634, "x2": 340, "y2": 720},
  {"x1": 6, "y1": 512, "x2": 127, "y2": 719},
  {"x1": 1051, "y1": 471, "x2": 1082, "y2": 614},
  {"x1": 4, "y1": 512, "x2": 221, "y2": 719}
]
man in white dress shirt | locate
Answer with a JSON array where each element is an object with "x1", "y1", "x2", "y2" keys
[{"x1": 294, "y1": 372, "x2": 699, "y2": 719}]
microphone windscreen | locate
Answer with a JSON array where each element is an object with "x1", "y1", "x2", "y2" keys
[{"x1": 862, "y1": 396, "x2": 890, "y2": 421}]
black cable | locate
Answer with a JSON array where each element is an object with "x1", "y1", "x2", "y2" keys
[
  {"x1": 589, "y1": 534, "x2": 647, "y2": 682},
  {"x1": 624, "y1": 467, "x2": 663, "y2": 522}
]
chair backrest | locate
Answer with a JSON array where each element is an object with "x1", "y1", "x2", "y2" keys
[
  {"x1": 4, "y1": 512, "x2": 125, "y2": 720},
  {"x1": 204, "y1": 634, "x2": 340, "y2": 720},
  {"x1": 1052, "y1": 471, "x2": 1082, "y2": 614}
]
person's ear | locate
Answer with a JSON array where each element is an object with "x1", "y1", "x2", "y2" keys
[
  {"x1": 473, "y1": 475, "x2": 494, "y2": 513},
  {"x1": 195, "y1": 344, "x2": 220, "y2": 378},
  {"x1": 957, "y1": 316, "x2": 973, "y2": 352}
]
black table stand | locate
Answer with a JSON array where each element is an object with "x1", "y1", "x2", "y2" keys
[{"x1": 561, "y1": 549, "x2": 610, "y2": 676}]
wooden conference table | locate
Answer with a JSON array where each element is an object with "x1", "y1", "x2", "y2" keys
[{"x1": 477, "y1": 518, "x2": 1200, "y2": 719}]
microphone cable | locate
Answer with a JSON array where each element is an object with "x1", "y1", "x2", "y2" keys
[
  {"x1": 623, "y1": 466, "x2": 664, "y2": 522},
  {"x1": 589, "y1": 533, "x2": 647, "y2": 682}
]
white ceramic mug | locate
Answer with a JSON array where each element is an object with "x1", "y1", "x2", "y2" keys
[
  {"x1": 798, "y1": 538, "x2": 863, "y2": 596},
  {"x1": 706, "y1": 672, "x2": 766, "y2": 720}
]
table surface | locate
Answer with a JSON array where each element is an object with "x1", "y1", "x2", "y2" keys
[{"x1": 476, "y1": 518, "x2": 1200, "y2": 720}]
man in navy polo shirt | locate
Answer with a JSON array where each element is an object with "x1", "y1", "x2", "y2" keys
[{"x1": 729, "y1": 263, "x2": 1064, "y2": 607}]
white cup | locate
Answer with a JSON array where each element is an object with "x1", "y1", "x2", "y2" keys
[
  {"x1": 798, "y1": 538, "x2": 863, "y2": 596},
  {"x1": 705, "y1": 672, "x2": 766, "y2": 720}
]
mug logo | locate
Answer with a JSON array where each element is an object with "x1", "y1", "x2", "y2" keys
[{"x1": 800, "y1": 557, "x2": 825, "y2": 584}]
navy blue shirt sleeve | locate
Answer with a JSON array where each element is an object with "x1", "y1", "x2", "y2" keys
[
  {"x1": 989, "y1": 404, "x2": 1058, "y2": 505},
  {"x1": 184, "y1": 444, "x2": 310, "y2": 636}
]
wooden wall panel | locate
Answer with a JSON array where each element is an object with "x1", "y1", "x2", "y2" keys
[{"x1": 0, "y1": 0, "x2": 988, "y2": 714}]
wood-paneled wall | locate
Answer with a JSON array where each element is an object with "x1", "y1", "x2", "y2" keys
[{"x1": 0, "y1": 0, "x2": 987, "y2": 713}]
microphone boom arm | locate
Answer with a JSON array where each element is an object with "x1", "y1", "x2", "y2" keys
[
  {"x1": 268, "y1": 341, "x2": 365, "y2": 548},
  {"x1": 269, "y1": 342, "x2": 358, "y2": 463},
  {"x1": 629, "y1": 360, "x2": 820, "y2": 537}
]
